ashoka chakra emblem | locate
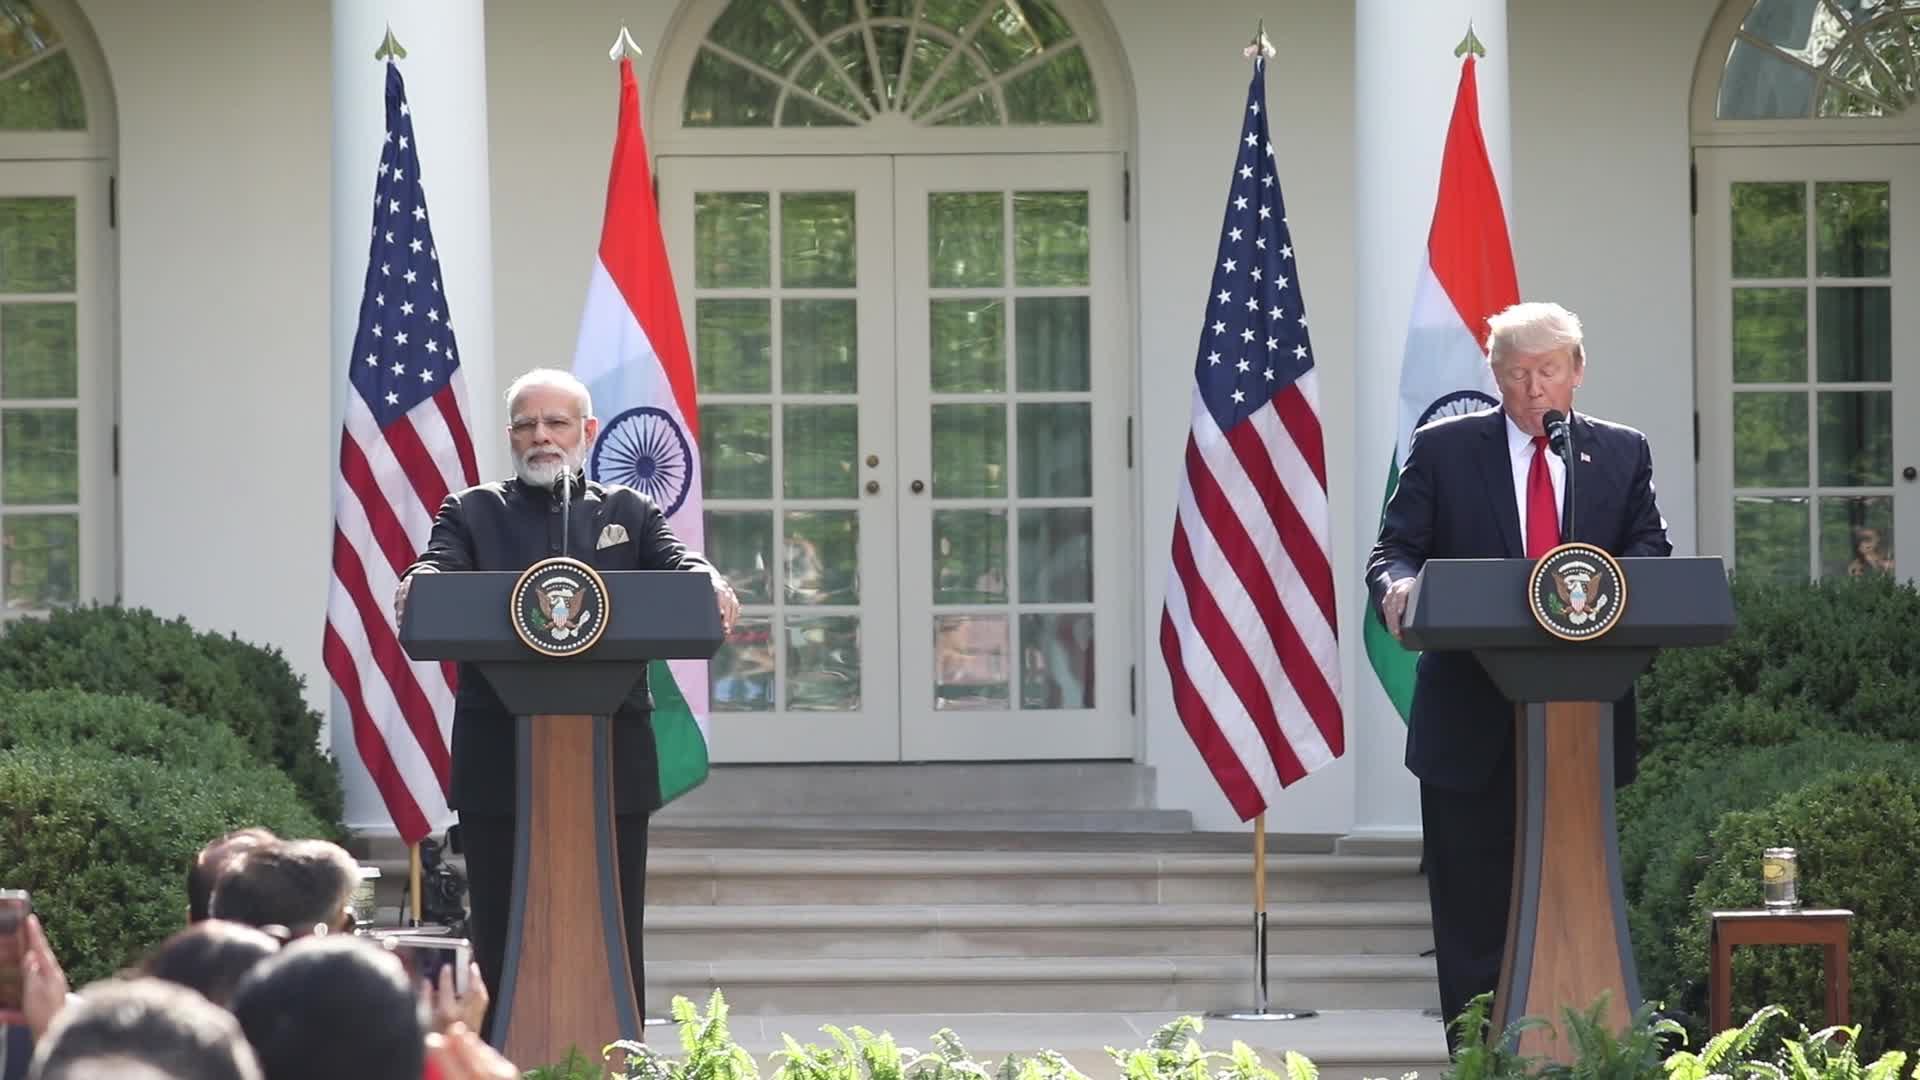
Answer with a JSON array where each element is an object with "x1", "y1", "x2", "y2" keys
[
  {"x1": 1417, "y1": 389, "x2": 1500, "y2": 429},
  {"x1": 591, "y1": 406, "x2": 693, "y2": 516}
]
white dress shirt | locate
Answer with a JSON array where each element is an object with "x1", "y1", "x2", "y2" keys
[{"x1": 1505, "y1": 413, "x2": 1565, "y2": 534}]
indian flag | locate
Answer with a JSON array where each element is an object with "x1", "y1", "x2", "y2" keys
[
  {"x1": 1362, "y1": 54, "x2": 1518, "y2": 721},
  {"x1": 572, "y1": 54, "x2": 709, "y2": 803}
]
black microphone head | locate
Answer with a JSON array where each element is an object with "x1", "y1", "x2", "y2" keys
[
  {"x1": 1542, "y1": 409, "x2": 1567, "y2": 430},
  {"x1": 1542, "y1": 409, "x2": 1571, "y2": 457}
]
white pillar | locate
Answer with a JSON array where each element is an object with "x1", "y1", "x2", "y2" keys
[
  {"x1": 1349, "y1": 1, "x2": 1511, "y2": 839},
  {"x1": 329, "y1": 0, "x2": 499, "y2": 834}
]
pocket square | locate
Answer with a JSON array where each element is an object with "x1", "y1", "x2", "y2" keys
[
  {"x1": 596, "y1": 524, "x2": 631, "y2": 549},
  {"x1": 1579, "y1": 452, "x2": 1592, "y2": 463}
]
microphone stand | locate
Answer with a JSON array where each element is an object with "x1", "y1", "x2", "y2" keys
[{"x1": 1555, "y1": 412, "x2": 1576, "y2": 543}]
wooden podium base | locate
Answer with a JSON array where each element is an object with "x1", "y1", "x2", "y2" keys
[
  {"x1": 493, "y1": 714, "x2": 642, "y2": 1068},
  {"x1": 1494, "y1": 701, "x2": 1640, "y2": 1062}
]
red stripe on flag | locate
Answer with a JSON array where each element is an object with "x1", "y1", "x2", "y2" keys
[
  {"x1": 324, "y1": 623, "x2": 430, "y2": 844},
  {"x1": 382, "y1": 413, "x2": 453, "y2": 522},
  {"x1": 330, "y1": 530, "x2": 451, "y2": 784},
  {"x1": 1271, "y1": 384, "x2": 1327, "y2": 491},
  {"x1": 1427, "y1": 55, "x2": 1520, "y2": 351},
  {"x1": 1221, "y1": 405, "x2": 1337, "y2": 627},
  {"x1": 596, "y1": 57, "x2": 698, "y2": 441},
  {"x1": 339, "y1": 434, "x2": 420, "y2": 578},
  {"x1": 1159, "y1": 605, "x2": 1265, "y2": 819},
  {"x1": 434, "y1": 384, "x2": 480, "y2": 489}
]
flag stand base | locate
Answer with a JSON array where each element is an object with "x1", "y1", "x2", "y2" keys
[{"x1": 1206, "y1": 910, "x2": 1320, "y2": 1022}]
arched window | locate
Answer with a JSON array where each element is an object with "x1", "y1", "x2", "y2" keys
[{"x1": 1712, "y1": 0, "x2": 1920, "y2": 119}]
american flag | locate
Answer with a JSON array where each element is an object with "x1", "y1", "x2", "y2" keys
[
  {"x1": 324, "y1": 61, "x2": 480, "y2": 845},
  {"x1": 1159, "y1": 54, "x2": 1342, "y2": 821}
]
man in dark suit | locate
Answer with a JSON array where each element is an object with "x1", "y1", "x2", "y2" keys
[
  {"x1": 1365, "y1": 302, "x2": 1671, "y2": 1044},
  {"x1": 394, "y1": 367, "x2": 738, "y2": 1037}
]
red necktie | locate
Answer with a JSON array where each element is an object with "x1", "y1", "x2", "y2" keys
[{"x1": 1526, "y1": 435, "x2": 1560, "y2": 558}]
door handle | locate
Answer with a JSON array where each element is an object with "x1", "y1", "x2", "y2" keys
[
  {"x1": 1905, "y1": 466, "x2": 1917, "y2": 482},
  {"x1": 865, "y1": 480, "x2": 880, "y2": 494},
  {"x1": 910, "y1": 479, "x2": 925, "y2": 494}
]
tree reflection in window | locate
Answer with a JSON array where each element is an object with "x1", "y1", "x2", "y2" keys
[
  {"x1": 685, "y1": 0, "x2": 1098, "y2": 128},
  {"x1": 1717, "y1": 0, "x2": 1920, "y2": 118},
  {"x1": 0, "y1": 0, "x2": 85, "y2": 130}
]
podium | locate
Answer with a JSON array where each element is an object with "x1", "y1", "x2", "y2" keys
[
  {"x1": 1400, "y1": 555, "x2": 1733, "y2": 1059},
  {"x1": 399, "y1": 568, "x2": 723, "y2": 1068}
]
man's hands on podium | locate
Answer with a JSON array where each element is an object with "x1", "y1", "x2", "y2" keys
[
  {"x1": 711, "y1": 571, "x2": 739, "y2": 635},
  {"x1": 394, "y1": 567, "x2": 435, "y2": 626},
  {"x1": 1381, "y1": 577, "x2": 1416, "y2": 643}
]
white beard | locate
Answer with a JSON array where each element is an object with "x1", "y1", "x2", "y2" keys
[{"x1": 515, "y1": 447, "x2": 580, "y2": 488}]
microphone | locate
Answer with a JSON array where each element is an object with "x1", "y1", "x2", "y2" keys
[
  {"x1": 554, "y1": 461, "x2": 573, "y2": 561},
  {"x1": 1542, "y1": 409, "x2": 1575, "y2": 544}
]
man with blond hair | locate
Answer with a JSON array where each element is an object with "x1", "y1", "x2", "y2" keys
[{"x1": 1365, "y1": 301, "x2": 1672, "y2": 1042}]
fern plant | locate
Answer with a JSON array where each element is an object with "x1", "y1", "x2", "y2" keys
[
  {"x1": 1442, "y1": 992, "x2": 1552, "y2": 1080},
  {"x1": 1536, "y1": 994, "x2": 1685, "y2": 1080},
  {"x1": 605, "y1": 991, "x2": 761, "y2": 1080},
  {"x1": 1747, "y1": 1022, "x2": 1910, "y2": 1080},
  {"x1": 1664, "y1": 1004, "x2": 1789, "y2": 1080}
]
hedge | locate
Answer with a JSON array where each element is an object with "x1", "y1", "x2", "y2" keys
[{"x1": 0, "y1": 605, "x2": 342, "y2": 825}]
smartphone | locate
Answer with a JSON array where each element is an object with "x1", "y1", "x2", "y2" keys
[
  {"x1": 382, "y1": 933, "x2": 471, "y2": 996},
  {"x1": 0, "y1": 889, "x2": 29, "y2": 1013}
]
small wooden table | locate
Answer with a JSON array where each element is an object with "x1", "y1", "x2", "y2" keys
[{"x1": 1709, "y1": 909, "x2": 1853, "y2": 1034}]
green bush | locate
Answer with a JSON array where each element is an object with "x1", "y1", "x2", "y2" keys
[
  {"x1": 0, "y1": 688, "x2": 263, "y2": 775},
  {"x1": 1618, "y1": 731, "x2": 1920, "y2": 1007},
  {"x1": 0, "y1": 605, "x2": 342, "y2": 825},
  {"x1": 0, "y1": 744, "x2": 331, "y2": 986},
  {"x1": 1674, "y1": 768, "x2": 1920, "y2": 1058}
]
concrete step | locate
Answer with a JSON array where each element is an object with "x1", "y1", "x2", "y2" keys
[
  {"x1": 644, "y1": 954, "x2": 1440, "y2": 1015},
  {"x1": 655, "y1": 763, "x2": 1165, "y2": 818},
  {"x1": 647, "y1": 901, "x2": 1434, "y2": 961}
]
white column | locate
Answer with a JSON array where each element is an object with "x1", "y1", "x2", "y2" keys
[
  {"x1": 1349, "y1": 1, "x2": 1511, "y2": 839},
  {"x1": 329, "y1": 0, "x2": 499, "y2": 834}
]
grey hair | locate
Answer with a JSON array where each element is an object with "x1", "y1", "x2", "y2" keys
[
  {"x1": 504, "y1": 368, "x2": 593, "y2": 419},
  {"x1": 1487, "y1": 302, "x2": 1585, "y2": 368}
]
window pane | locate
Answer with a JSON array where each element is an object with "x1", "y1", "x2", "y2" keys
[
  {"x1": 1003, "y1": 46, "x2": 1098, "y2": 124},
  {"x1": 825, "y1": 32, "x2": 881, "y2": 111},
  {"x1": 1717, "y1": 39, "x2": 1815, "y2": 119},
  {"x1": 0, "y1": 197, "x2": 75, "y2": 293},
  {"x1": 0, "y1": 3, "x2": 62, "y2": 67},
  {"x1": 696, "y1": 299, "x2": 771, "y2": 393},
  {"x1": 1741, "y1": 0, "x2": 1841, "y2": 64},
  {"x1": 929, "y1": 192, "x2": 1003, "y2": 288},
  {"x1": 711, "y1": 616, "x2": 774, "y2": 712},
  {"x1": 780, "y1": 95, "x2": 857, "y2": 128},
  {"x1": 683, "y1": 48, "x2": 778, "y2": 127},
  {"x1": 1733, "y1": 392, "x2": 1809, "y2": 487},
  {"x1": 871, "y1": 25, "x2": 911, "y2": 110},
  {"x1": 695, "y1": 192, "x2": 771, "y2": 288},
  {"x1": 1816, "y1": 390, "x2": 1891, "y2": 486},
  {"x1": 0, "y1": 52, "x2": 85, "y2": 131},
  {"x1": 921, "y1": 0, "x2": 987, "y2": 37},
  {"x1": 783, "y1": 299, "x2": 857, "y2": 394},
  {"x1": 933, "y1": 509, "x2": 1008, "y2": 604},
  {"x1": 901, "y1": 32, "x2": 956, "y2": 111},
  {"x1": 1732, "y1": 288, "x2": 1805, "y2": 383},
  {"x1": 1816, "y1": 182, "x2": 1890, "y2": 278},
  {"x1": 1, "y1": 408, "x2": 77, "y2": 504},
  {"x1": 700, "y1": 404, "x2": 773, "y2": 499},
  {"x1": 704, "y1": 510, "x2": 773, "y2": 605},
  {"x1": 1731, "y1": 183, "x2": 1805, "y2": 279},
  {"x1": 781, "y1": 192, "x2": 856, "y2": 288},
  {"x1": 1816, "y1": 287, "x2": 1891, "y2": 383},
  {"x1": 1015, "y1": 297, "x2": 1090, "y2": 391},
  {"x1": 934, "y1": 614, "x2": 1009, "y2": 710},
  {"x1": 785, "y1": 509, "x2": 858, "y2": 605},
  {"x1": 917, "y1": 57, "x2": 994, "y2": 124},
  {"x1": 783, "y1": 404, "x2": 857, "y2": 498},
  {"x1": 1, "y1": 303, "x2": 77, "y2": 398},
  {"x1": 932, "y1": 403, "x2": 1006, "y2": 497},
  {"x1": 791, "y1": 54, "x2": 870, "y2": 116},
  {"x1": 1736, "y1": 496, "x2": 1810, "y2": 583},
  {"x1": 1017, "y1": 402, "x2": 1091, "y2": 497},
  {"x1": 706, "y1": 0, "x2": 810, "y2": 73},
  {"x1": 790, "y1": 0, "x2": 859, "y2": 37},
  {"x1": 973, "y1": 0, "x2": 1056, "y2": 72},
  {"x1": 931, "y1": 299, "x2": 1005, "y2": 393},
  {"x1": 787, "y1": 614, "x2": 861, "y2": 711},
  {"x1": 2, "y1": 512, "x2": 77, "y2": 612},
  {"x1": 1821, "y1": 495, "x2": 1893, "y2": 579},
  {"x1": 1014, "y1": 191, "x2": 1090, "y2": 287},
  {"x1": 1020, "y1": 613, "x2": 1093, "y2": 709},
  {"x1": 1019, "y1": 507, "x2": 1092, "y2": 602}
]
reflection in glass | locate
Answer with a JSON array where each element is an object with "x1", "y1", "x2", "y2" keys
[
  {"x1": 1736, "y1": 496, "x2": 1810, "y2": 583},
  {"x1": 1, "y1": 408, "x2": 77, "y2": 504},
  {"x1": 934, "y1": 614, "x2": 1009, "y2": 710},
  {"x1": 1732, "y1": 289, "x2": 1805, "y2": 384},
  {"x1": 0, "y1": 198, "x2": 75, "y2": 293},
  {"x1": 2, "y1": 512, "x2": 77, "y2": 612},
  {"x1": 785, "y1": 510, "x2": 859, "y2": 605},
  {"x1": 694, "y1": 192, "x2": 771, "y2": 288},
  {"x1": 932, "y1": 404, "x2": 1006, "y2": 497},
  {"x1": 1021, "y1": 613, "x2": 1093, "y2": 709},
  {"x1": 1816, "y1": 287, "x2": 1891, "y2": 383},
  {"x1": 787, "y1": 614, "x2": 862, "y2": 711},
  {"x1": 703, "y1": 511, "x2": 773, "y2": 605},
  {"x1": 0, "y1": 2, "x2": 61, "y2": 67},
  {"x1": 1816, "y1": 182, "x2": 1890, "y2": 278},
  {"x1": 933, "y1": 509, "x2": 1008, "y2": 604},
  {"x1": 710, "y1": 616, "x2": 774, "y2": 712},
  {"x1": 705, "y1": 0, "x2": 810, "y2": 74},
  {"x1": 791, "y1": 53, "x2": 870, "y2": 117},
  {"x1": 1821, "y1": 495, "x2": 1894, "y2": 579},
  {"x1": 783, "y1": 404, "x2": 858, "y2": 498},
  {"x1": 696, "y1": 299, "x2": 772, "y2": 393},
  {"x1": 1717, "y1": 39, "x2": 1815, "y2": 119},
  {"x1": 783, "y1": 299, "x2": 858, "y2": 394},
  {"x1": 931, "y1": 299, "x2": 1005, "y2": 392},
  {"x1": 0, "y1": 51, "x2": 86, "y2": 131},
  {"x1": 1, "y1": 303, "x2": 78, "y2": 398},
  {"x1": 1019, "y1": 508, "x2": 1092, "y2": 602},
  {"x1": 781, "y1": 192, "x2": 857, "y2": 288},
  {"x1": 1730, "y1": 183, "x2": 1805, "y2": 279},
  {"x1": 1817, "y1": 391, "x2": 1892, "y2": 486},
  {"x1": 1017, "y1": 403, "x2": 1092, "y2": 497},
  {"x1": 1003, "y1": 47, "x2": 1099, "y2": 124},
  {"x1": 700, "y1": 404, "x2": 773, "y2": 499},
  {"x1": 1016, "y1": 297, "x2": 1090, "y2": 391},
  {"x1": 929, "y1": 192, "x2": 1003, "y2": 287},
  {"x1": 684, "y1": 48, "x2": 779, "y2": 127},
  {"x1": 1014, "y1": 192, "x2": 1090, "y2": 286},
  {"x1": 1732, "y1": 393, "x2": 1809, "y2": 487}
]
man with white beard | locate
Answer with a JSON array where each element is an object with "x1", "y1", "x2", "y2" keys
[{"x1": 393, "y1": 367, "x2": 737, "y2": 1039}]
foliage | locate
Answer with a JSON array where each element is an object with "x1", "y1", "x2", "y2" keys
[
  {"x1": 0, "y1": 688, "x2": 266, "y2": 773},
  {"x1": 1674, "y1": 768, "x2": 1920, "y2": 1057},
  {"x1": 1535, "y1": 994, "x2": 1684, "y2": 1080},
  {"x1": 608, "y1": 991, "x2": 761, "y2": 1080},
  {"x1": 1444, "y1": 993, "x2": 1553, "y2": 1080},
  {"x1": 523, "y1": 1046, "x2": 605, "y2": 1080},
  {"x1": 0, "y1": 604, "x2": 343, "y2": 826},
  {"x1": 0, "y1": 745, "x2": 331, "y2": 985}
]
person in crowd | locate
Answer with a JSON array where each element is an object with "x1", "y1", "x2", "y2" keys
[
  {"x1": 139, "y1": 921, "x2": 282, "y2": 1008},
  {"x1": 25, "y1": 977, "x2": 261, "y2": 1080},
  {"x1": 208, "y1": 840, "x2": 359, "y2": 938},
  {"x1": 188, "y1": 828, "x2": 278, "y2": 925}
]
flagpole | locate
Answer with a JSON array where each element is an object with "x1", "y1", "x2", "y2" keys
[
  {"x1": 408, "y1": 843, "x2": 424, "y2": 925},
  {"x1": 1208, "y1": 812, "x2": 1318, "y2": 1022}
]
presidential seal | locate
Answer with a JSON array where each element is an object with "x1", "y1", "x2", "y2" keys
[
  {"x1": 510, "y1": 557, "x2": 611, "y2": 657},
  {"x1": 1527, "y1": 543, "x2": 1628, "y2": 642}
]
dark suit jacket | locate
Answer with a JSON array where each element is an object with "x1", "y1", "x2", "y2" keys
[
  {"x1": 407, "y1": 473, "x2": 716, "y2": 815},
  {"x1": 1365, "y1": 409, "x2": 1673, "y2": 792}
]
